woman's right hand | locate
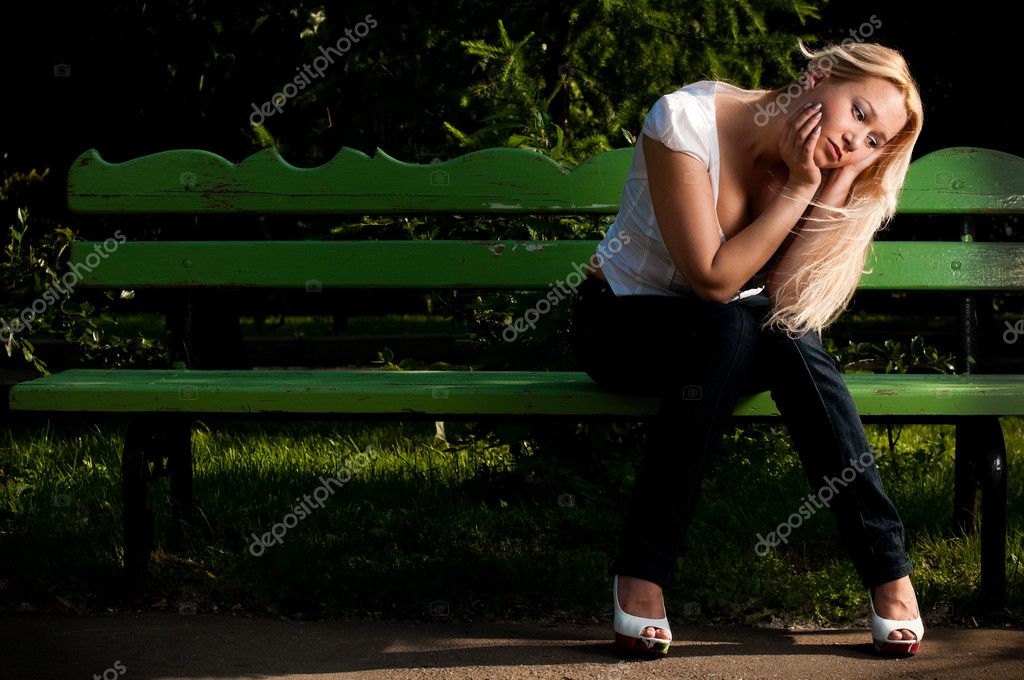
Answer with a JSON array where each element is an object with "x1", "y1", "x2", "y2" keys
[{"x1": 780, "y1": 102, "x2": 824, "y2": 189}]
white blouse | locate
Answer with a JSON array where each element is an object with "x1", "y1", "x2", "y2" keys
[{"x1": 595, "y1": 80, "x2": 767, "y2": 302}]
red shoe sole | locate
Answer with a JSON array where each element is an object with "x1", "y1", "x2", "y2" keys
[
  {"x1": 873, "y1": 639, "x2": 921, "y2": 656},
  {"x1": 615, "y1": 632, "x2": 671, "y2": 656}
]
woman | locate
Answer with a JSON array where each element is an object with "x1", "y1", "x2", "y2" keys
[{"x1": 568, "y1": 40, "x2": 925, "y2": 657}]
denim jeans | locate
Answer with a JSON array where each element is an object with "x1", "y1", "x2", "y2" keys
[{"x1": 567, "y1": 273, "x2": 913, "y2": 592}]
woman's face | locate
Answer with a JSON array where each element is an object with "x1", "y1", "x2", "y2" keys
[{"x1": 808, "y1": 75, "x2": 908, "y2": 169}]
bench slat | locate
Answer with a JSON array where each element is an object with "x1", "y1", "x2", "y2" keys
[
  {"x1": 67, "y1": 147, "x2": 633, "y2": 214},
  {"x1": 898, "y1": 147, "x2": 1024, "y2": 213},
  {"x1": 68, "y1": 240, "x2": 1024, "y2": 290},
  {"x1": 9, "y1": 370, "x2": 1024, "y2": 416},
  {"x1": 66, "y1": 146, "x2": 1024, "y2": 215}
]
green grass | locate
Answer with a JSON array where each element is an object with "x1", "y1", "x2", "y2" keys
[{"x1": 0, "y1": 415, "x2": 1021, "y2": 627}]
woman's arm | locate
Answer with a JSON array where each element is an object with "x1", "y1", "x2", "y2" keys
[{"x1": 644, "y1": 134, "x2": 820, "y2": 303}]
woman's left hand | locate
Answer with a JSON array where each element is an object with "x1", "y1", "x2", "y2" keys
[{"x1": 835, "y1": 146, "x2": 885, "y2": 181}]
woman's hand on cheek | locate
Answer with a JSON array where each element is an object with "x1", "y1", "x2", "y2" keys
[{"x1": 838, "y1": 146, "x2": 885, "y2": 180}]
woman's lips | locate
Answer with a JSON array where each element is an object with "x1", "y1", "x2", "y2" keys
[{"x1": 827, "y1": 139, "x2": 842, "y2": 162}]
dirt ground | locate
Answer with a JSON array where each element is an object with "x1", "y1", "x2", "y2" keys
[{"x1": 2, "y1": 612, "x2": 1022, "y2": 680}]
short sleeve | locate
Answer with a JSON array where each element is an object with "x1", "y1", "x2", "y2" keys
[{"x1": 641, "y1": 90, "x2": 712, "y2": 167}]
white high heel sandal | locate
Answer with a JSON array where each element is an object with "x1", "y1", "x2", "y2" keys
[
  {"x1": 870, "y1": 590, "x2": 924, "y2": 655},
  {"x1": 612, "y1": 574, "x2": 672, "y2": 656}
]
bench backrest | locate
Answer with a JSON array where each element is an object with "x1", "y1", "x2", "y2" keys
[{"x1": 64, "y1": 146, "x2": 1024, "y2": 293}]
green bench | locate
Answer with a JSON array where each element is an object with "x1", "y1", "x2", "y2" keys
[{"x1": 9, "y1": 144, "x2": 1022, "y2": 606}]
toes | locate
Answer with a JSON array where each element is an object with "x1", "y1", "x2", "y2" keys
[
  {"x1": 641, "y1": 626, "x2": 670, "y2": 640},
  {"x1": 887, "y1": 629, "x2": 916, "y2": 641}
]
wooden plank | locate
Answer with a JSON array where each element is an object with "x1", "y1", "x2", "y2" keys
[
  {"x1": 898, "y1": 147, "x2": 1024, "y2": 214},
  {"x1": 67, "y1": 240, "x2": 1024, "y2": 290},
  {"x1": 9, "y1": 370, "x2": 1024, "y2": 416},
  {"x1": 860, "y1": 240, "x2": 1024, "y2": 290},
  {"x1": 66, "y1": 147, "x2": 633, "y2": 214},
  {"x1": 67, "y1": 146, "x2": 1024, "y2": 215}
]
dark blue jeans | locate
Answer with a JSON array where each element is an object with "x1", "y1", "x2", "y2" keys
[{"x1": 568, "y1": 273, "x2": 913, "y2": 592}]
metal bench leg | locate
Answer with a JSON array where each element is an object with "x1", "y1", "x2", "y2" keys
[
  {"x1": 165, "y1": 420, "x2": 194, "y2": 550},
  {"x1": 954, "y1": 419, "x2": 978, "y2": 534},
  {"x1": 978, "y1": 416, "x2": 1008, "y2": 611},
  {"x1": 956, "y1": 417, "x2": 1009, "y2": 610},
  {"x1": 122, "y1": 419, "x2": 155, "y2": 596}
]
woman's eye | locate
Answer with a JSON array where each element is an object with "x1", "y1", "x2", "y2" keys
[{"x1": 854, "y1": 106, "x2": 878, "y2": 147}]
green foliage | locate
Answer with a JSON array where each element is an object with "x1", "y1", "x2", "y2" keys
[
  {"x1": 443, "y1": 2, "x2": 826, "y2": 166},
  {"x1": 248, "y1": 123, "x2": 278, "y2": 150},
  {"x1": 826, "y1": 334, "x2": 957, "y2": 374},
  {"x1": 444, "y1": 19, "x2": 572, "y2": 163},
  {"x1": 0, "y1": 168, "x2": 169, "y2": 376}
]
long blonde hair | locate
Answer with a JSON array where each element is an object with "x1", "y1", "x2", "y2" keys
[{"x1": 729, "y1": 40, "x2": 923, "y2": 339}]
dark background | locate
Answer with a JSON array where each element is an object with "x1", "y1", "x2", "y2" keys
[{"x1": 2, "y1": 1, "x2": 1019, "y2": 180}]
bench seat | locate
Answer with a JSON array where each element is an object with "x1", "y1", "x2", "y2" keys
[{"x1": 10, "y1": 369, "x2": 1024, "y2": 417}]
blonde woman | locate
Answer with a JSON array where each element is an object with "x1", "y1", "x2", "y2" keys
[{"x1": 568, "y1": 41, "x2": 925, "y2": 657}]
